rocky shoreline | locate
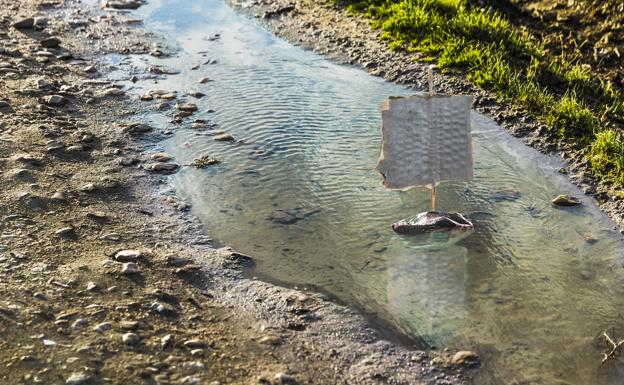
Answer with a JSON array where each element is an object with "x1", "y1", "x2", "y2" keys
[
  {"x1": 0, "y1": 1, "x2": 474, "y2": 384},
  {"x1": 231, "y1": 0, "x2": 624, "y2": 232}
]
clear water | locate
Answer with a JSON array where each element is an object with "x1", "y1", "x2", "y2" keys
[{"x1": 106, "y1": 1, "x2": 624, "y2": 384}]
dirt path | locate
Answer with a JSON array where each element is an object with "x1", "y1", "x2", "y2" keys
[
  {"x1": 230, "y1": 0, "x2": 624, "y2": 231},
  {"x1": 0, "y1": 1, "x2": 473, "y2": 384}
]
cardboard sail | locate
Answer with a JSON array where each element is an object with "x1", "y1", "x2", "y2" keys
[{"x1": 377, "y1": 94, "x2": 474, "y2": 190}]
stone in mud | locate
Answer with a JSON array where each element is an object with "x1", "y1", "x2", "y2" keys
[
  {"x1": 176, "y1": 103, "x2": 198, "y2": 112},
  {"x1": 263, "y1": 4, "x2": 296, "y2": 19},
  {"x1": 124, "y1": 123, "x2": 152, "y2": 134},
  {"x1": 151, "y1": 152, "x2": 173, "y2": 162},
  {"x1": 191, "y1": 122, "x2": 207, "y2": 129},
  {"x1": 94, "y1": 322, "x2": 112, "y2": 333},
  {"x1": 148, "y1": 89, "x2": 172, "y2": 97},
  {"x1": 198, "y1": 77, "x2": 212, "y2": 84},
  {"x1": 41, "y1": 37, "x2": 61, "y2": 48},
  {"x1": 12, "y1": 169, "x2": 31, "y2": 179},
  {"x1": 158, "y1": 93, "x2": 177, "y2": 100},
  {"x1": 35, "y1": 78, "x2": 53, "y2": 90},
  {"x1": 120, "y1": 157, "x2": 139, "y2": 166},
  {"x1": 148, "y1": 65, "x2": 180, "y2": 75},
  {"x1": 151, "y1": 302, "x2": 177, "y2": 316},
  {"x1": 34, "y1": 17, "x2": 49, "y2": 28},
  {"x1": 67, "y1": 144, "x2": 85, "y2": 153},
  {"x1": 80, "y1": 183, "x2": 96, "y2": 192},
  {"x1": 275, "y1": 372, "x2": 297, "y2": 384},
  {"x1": 115, "y1": 249, "x2": 141, "y2": 262},
  {"x1": 175, "y1": 111, "x2": 193, "y2": 119},
  {"x1": 183, "y1": 339, "x2": 207, "y2": 348},
  {"x1": 14, "y1": 153, "x2": 42, "y2": 166},
  {"x1": 122, "y1": 332, "x2": 140, "y2": 345},
  {"x1": 46, "y1": 140, "x2": 64, "y2": 152},
  {"x1": 65, "y1": 372, "x2": 92, "y2": 385},
  {"x1": 188, "y1": 91, "x2": 205, "y2": 98},
  {"x1": 44, "y1": 95, "x2": 66, "y2": 106},
  {"x1": 391, "y1": 211, "x2": 473, "y2": 235},
  {"x1": 150, "y1": 48, "x2": 165, "y2": 57},
  {"x1": 120, "y1": 320, "x2": 140, "y2": 330},
  {"x1": 101, "y1": 233, "x2": 121, "y2": 242},
  {"x1": 121, "y1": 262, "x2": 138, "y2": 275},
  {"x1": 451, "y1": 350, "x2": 479, "y2": 366},
  {"x1": 180, "y1": 377, "x2": 200, "y2": 385},
  {"x1": 0, "y1": 100, "x2": 11, "y2": 109},
  {"x1": 12, "y1": 18, "x2": 34, "y2": 29},
  {"x1": 54, "y1": 227, "x2": 75, "y2": 237},
  {"x1": 552, "y1": 194, "x2": 581, "y2": 206},
  {"x1": 51, "y1": 191, "x2": 66, "y2": 201},
  {"x1": 100, "y1": 88, "x2": 125, "y2": 97},
  {"x1": 18, "y1": 192, "x2": 46, "y2": 210},
  {"x1": 86, "y1": 211, "x2": 108, "y2": 220},
  {"x1": 161, "y1": 334, "x2": 173, "y2": 349},
  {"x1": 101, "y1": 0, "x2": 145, "y2": 10},
  {"x1": 147, "y1": 162, "x2": 179, "y2": 173}
]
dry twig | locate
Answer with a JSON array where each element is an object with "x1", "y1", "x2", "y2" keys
[{"x1": 601, "y1": 331, "x2": 624, "y2": 365}]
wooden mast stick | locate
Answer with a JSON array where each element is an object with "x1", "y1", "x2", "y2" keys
[{"x1": 428, "y1": 65, "x2": 436, "y2": 211}]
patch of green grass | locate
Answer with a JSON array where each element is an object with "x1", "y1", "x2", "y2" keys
[
  {"x1": 589, "y1": 129, "x2": 624, "y2": 185},
  {"x1": 335, "y1": 0, "x2": 624, "y2": 186}
]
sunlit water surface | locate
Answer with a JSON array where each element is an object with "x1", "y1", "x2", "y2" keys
[{"x1": 102, "y1": 1, "x2": 624, "y2": 384}]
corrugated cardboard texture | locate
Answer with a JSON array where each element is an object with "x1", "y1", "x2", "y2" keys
[{"x1": 377, "y1": 94, "x2": 473, "y2": 190}]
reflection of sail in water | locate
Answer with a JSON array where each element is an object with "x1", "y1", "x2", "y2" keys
[{"x1": 386, "y1": 235, "x2": 469, "y2": 345}]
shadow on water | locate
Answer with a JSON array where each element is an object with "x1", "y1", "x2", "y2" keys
[{"x1": 103, "y1": 0, "x2": 624, "y2": 384}]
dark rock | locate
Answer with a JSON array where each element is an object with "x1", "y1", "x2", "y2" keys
[
  {"x1": 41, "y1": 37, "x2": 61, "y2": 48},
  {"x1": 12, "y1": 18, "x2": 34, "y2": 29}
]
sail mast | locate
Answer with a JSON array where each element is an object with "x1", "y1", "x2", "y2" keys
[{"x1": 428, "y1": 65, "x2": 436, "y2": 211}]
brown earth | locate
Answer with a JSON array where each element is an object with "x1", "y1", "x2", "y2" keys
[
  {"x1": 0, "y1": 1, "x2": 475, "y2": 385},
  {"x1": 483, "y1": 0, "x2": 624, "y2": 95}
]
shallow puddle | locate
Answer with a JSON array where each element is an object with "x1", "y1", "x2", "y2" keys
[{"x1": 105, "y1": 0, "x2": 624, "y2": 384}]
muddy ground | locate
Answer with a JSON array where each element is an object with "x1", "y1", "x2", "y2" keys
[
  {"x1": 0, "y1": 1, "x2": 476, "y2": 384},
  {"x1": 232, "y1": 0, "x2": 624, "y2": 231}
]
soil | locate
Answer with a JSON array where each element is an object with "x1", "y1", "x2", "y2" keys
[
  {"x1": 484, "y1": 0, "x2": 624, "y2": 94},
  {"x1": 0, "y1": 1, "x2": 475, "y2": 385},
  {"x1": 230, "y1": 0, "x2": 624, "y2": 231}
]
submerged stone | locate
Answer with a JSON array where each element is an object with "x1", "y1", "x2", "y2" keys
[{"x1": 552, "y1": 194, "x2": 581, "y2": 206}]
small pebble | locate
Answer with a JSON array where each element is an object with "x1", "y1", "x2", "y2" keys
[
  {"x1": 65, "y1": 372, "x2": 92, "y2": 385},
  {"x1": 94, "y1": 322, "x2": 112, "y2": 333},
  {"x1": 121, "y1": 262, "x2": 138, "y2": 275},
  {"x1": 115, "y1": 249, "x2": 141, "y2": 262},
  {"x1": 122, "y1": 332, "x2": 140, "y2": 345},
  {"x1": 275, "y1": 373, "x2": 297, "y2": 384},
  {"x1": 183, "y1": 339, "x2": 207, "y2": 349}
]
